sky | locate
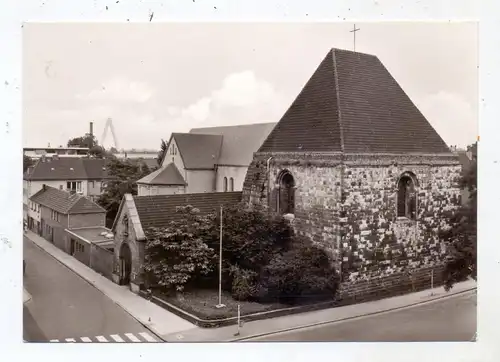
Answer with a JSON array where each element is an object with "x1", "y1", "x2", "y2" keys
[{"x1": 22, "y1": 22, "x2": 478, "y2": 150}]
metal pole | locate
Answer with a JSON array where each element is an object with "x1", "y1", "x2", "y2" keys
[{"x1": 216, "y1": 205, "x2": 225, "y2": 308}]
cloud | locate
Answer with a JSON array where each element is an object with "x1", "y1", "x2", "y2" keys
[
  {"x1": 417, "y1": 91, "x2": 478, "y2": 148},
  {"x1": 167, "y1": 70, "x2": 287, "y2": 130}
]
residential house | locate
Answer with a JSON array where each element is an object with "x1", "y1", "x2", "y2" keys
[
  {"x1": 111, "y1": 192, "x2": 242, "y2": 292},
  {"x1": 243, "y1": 48, "x2": 462, "y2": 301},
  {"x1": 23, "y1": 156, "x2": 111, "y2": 221},
  {"x1": 455, "y1": 143, "x2": 477, "y2": 205},
  {"x1": 136, "y1": 123, "x2": 276, "y2": 196},
  {"x1": 28, "y1": 185, "x2": 107, "y2": 257}
]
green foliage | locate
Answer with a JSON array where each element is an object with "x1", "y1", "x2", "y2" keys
[
  {"x1": 23, "y1": 155, "x2": 34, "y2": 173},
  {"x1": 157, "y1": 139, "x2": 167, "y2": 167},
  {"x1": 441, "y1": 146, "x2": 477, "y2": 291},
  {"x1": 229, "y1": 266, "x2": 258, "y2": 301},
  {"x1": 143, "y1": 206, "x2": 215, "y2": 292},
  {"x1": 260, "y1": 239, "x2": 339, "y2": 304},
  {"x1": 67, "y1": 133, "x2": 97, "y2": 148},
  {"x1": 97, "y1": 157, "x2": 151, "y2": 226}
]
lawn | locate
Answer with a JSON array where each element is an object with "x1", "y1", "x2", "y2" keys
[{"x1": 153, "y1": 288, "x2": 288, "y2": 321}]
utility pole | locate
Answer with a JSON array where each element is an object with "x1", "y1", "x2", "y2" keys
[{"x1": 216, "y1": 205, "x2": 225, "y2": 308}]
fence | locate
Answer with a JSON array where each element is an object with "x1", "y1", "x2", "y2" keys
[{"x1": 90, "y1": 243, "x2": 114, "y2": 280}]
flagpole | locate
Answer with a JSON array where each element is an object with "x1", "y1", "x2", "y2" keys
[{"x1": 216, "y1": 205, "x2": 225, "y2": 308}]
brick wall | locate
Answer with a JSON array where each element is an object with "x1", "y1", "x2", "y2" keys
[
  {"x1": 68, "y1": 212, "x2": 106, "y2": 229},
  {"x1": 90, "y1": 243, "x2": 114, "y2": 280}
]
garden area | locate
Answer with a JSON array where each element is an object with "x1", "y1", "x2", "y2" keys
[{"x1": 141, "y1": 203, "x2": 339, "y2": 325}]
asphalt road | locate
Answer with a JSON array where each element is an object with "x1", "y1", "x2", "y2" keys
[
  {"x1": 23, "y1": 236, "x2": 157, "y2": 342},
  {"x1": 248, "y1": 292, "x2": 477, "y2": 342}
]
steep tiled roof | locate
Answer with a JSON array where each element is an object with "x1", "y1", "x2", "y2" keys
[
  {"x1": 29, "y1": 185, "x2": 106, "y2": 214},
  {"x1": 136, "y1": 162, "x2": 187, "y2": 186},
  {"x1": 133, "y1": 192, "x2": 242, "y2": 231},
  {"x1": 259, "y1": 48, "x2": 451, "y2": 154},
  {"x1": 24, "y1": 157, "x2": 110, "y2": 181},
  {"x1": 190, "y1": 123, "x2": 276, "y2": 166},
  {"x1": 172, "y1": 133, "x2": 222, "y2": 169}
]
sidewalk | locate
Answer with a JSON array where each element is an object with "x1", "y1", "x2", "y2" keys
[
  {"x1": 25, "y1": 231, "x2": 197, "y2": 340},
  {"x1": 163, "y1": 279, "x2": 477, "y2": 342}
]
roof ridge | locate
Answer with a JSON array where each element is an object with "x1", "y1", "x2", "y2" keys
[{"x1": 331, "y1": 49, "x2": 345, "y2": 153}]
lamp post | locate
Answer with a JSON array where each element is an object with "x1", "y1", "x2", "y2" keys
[{"x1": 216, "y1": 205, "x2": 226, "y2": 308}]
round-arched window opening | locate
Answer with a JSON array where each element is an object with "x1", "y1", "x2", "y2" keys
[
  {"x1": 276, "y1": 170, "x2": 296, "y2": 215},
  {"x1": 397, "y1": 173, "x2": 418, "y2": 220}
]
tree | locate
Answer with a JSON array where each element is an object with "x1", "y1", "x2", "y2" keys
[
  {"x1": 143, "y1": 206, "x2": 215, "y2": 291},
  {"x1": 441, "y1": 144, "x2": 477, "y2": 290},
  {"x1": 23, "y1": 155, "x2": 34, "y2": 173},
  {"x1": 157, "y1": 139, "x2": 167, "y2": 167},
  {"x1": 67, "y1": 133, "x2": 97, "y2": 149},
  {"x1": 97, "y1": 157, "x2": 151, "y2": 227}
]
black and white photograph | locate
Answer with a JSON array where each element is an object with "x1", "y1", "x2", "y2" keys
[{"x1": 20, "y1": 21, "x2": 478, "y2": 344}]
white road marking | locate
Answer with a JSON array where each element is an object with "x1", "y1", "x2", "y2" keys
[
  {"x1": 96, "y1": 336, "x2": 108, "y2": 342},
  {"x1": 81, "y1": 337, "x2": 92, "y2": 342},
  {"x1": 139, "y1": 332, "x2": 156, "y2": 342},
  {"x1": 125, "y1": 333, "x2": 141, "y2": 342},
  {"x1": 49, "y1": 339, "x2": 59, "y2": 342},
  {"x1": 65, "y1": 338, "x2": 76, "y2": 342},
  {"x1": 110, "y1": 334, "x2": 125, "y2": 342}
]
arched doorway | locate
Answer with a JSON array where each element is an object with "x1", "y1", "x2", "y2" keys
[{"x1": 119, "y1": 242, "x2": 132, "y2": 285}]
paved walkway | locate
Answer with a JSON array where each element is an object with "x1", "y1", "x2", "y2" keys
[{"x1": 25, "y1": 231, "x2": 196, "y2": 340}]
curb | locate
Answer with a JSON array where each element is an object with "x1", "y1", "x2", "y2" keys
[
  {"x1": 229, "y1": 287, "x2": 477, "y2": 342},
  {"x1": 25, "y1": 234, "x2": 167, "y2": 342}
]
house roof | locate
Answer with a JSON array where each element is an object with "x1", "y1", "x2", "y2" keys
[
  {"x1": 132, "y1": 191, "x2": 242, "y2": 234},
  {"x1": 190, "y1": 123, "x2": 276, "y2": 166},
  {"x1": 172, "y1": 133, "x2": 222, "y2": 169},
  {"x1": 136, "y1": 162, "x2": 187, "y2": 186},
  {"x1": 24, "y1": 157, "x2": 111, "y2": 181},
  {"x1": 259, "y1": 48, "x2": 451, "y2": 154},
  {"x1": 29, "y1": 185, "x2": 106, "y2": 214}
]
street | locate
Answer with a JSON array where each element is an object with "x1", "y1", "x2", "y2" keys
[
  {"x1": 23, "y1": 236, "x2": 160, "y2": 343},
  {"x1": 248, "y1": 291, "x2": 477, "y2": 342}
]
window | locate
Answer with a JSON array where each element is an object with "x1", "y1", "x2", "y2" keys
[
  {"x1": 397, "y1": 172, "x2": 418, "y2": 220},
  {"x1": 223, "y1": 177, "x2": 228, "y2": 192},
  {"x1": 229, "y1": 177, "x2": 234, "y2": 192},
  {"x1": 274, "y1": 170, "x2": 296, "y2": 215},
  {"x1": 67, "y1": 181, "x2": 82, "y2": 192}
]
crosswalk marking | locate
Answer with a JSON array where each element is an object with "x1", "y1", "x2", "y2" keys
[
  {"x1": 47, "y1": 332, "x2": 158, "y2": 343},
  {"x1": 125, "y1": 333, "x2": 141, "y2": 342},
  {"x1": 139, "y1": 332, "x2": 156, "y2": 342},
  {"x1": 110, "y1": 334, "x2": 125, "y2": 342}
]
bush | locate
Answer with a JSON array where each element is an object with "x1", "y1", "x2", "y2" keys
[
  {"x1": 229, "y1": 265, "x2": 258, "y2": 301},
  {"x1": 259, "y1": 239, "x2": 339, "y2": 305},
  {"x1": 143, "y1": 206, "x2": 216, "y2": 292}
]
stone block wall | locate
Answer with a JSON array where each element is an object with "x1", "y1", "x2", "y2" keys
[{"x1": 243, "y1": 152, "x2": 462, "y2": 300}]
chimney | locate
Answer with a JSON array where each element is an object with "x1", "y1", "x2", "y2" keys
[
  {"x1": 42, "y1": 184, "x2": 47, "y2": 191},
  {"x1": 90, "y1": 121, "x2": 94, "y2": 136}
]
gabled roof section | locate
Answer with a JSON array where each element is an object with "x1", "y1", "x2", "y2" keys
[
  {"x1": 29, "y1": 185, "x2": 106, "y2": 214},
  {"x1": 259, "y1": 48, "x2": 451, "y2": 154},
  {"x1": 172, "y1": 133, "x2": 222, "y2": 169},
  {"x1": 136, "y1": 162, "x2": 187, "y2": 186},
  {"x1": 133, "y1": 191, "x2": 242, "y2": 233},
  {"x1": 24, "y1": 157, "x2": 110, "y2": 181},
  {"x1": 190, "y1": 123, "x2": 276, "y2": 166}
]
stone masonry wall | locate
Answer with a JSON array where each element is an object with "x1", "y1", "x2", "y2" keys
[
  {"x1": 338, "y1": 161, "x2": 462, "y2": 298},
  {"x1": 243, "y1": 152, "x2": 462, "y2": 301}
]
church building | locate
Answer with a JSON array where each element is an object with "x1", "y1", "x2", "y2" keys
[{"x1": 242, "y1": 48, "x2": 462, "y2": 299}]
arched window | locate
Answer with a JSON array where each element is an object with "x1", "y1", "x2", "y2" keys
[
  {"x1": 229, "y1": 177, "x2": 234, "y2": 191},
  {"x1": 223, "y1": 177, "x2": 228, "y2": 192},
  {"x1": 397, "y1": 172, "x2": 418, "y2": 219},
  {"x1": 272, "y1": 170, "x2": 296, "y2": 215}
]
